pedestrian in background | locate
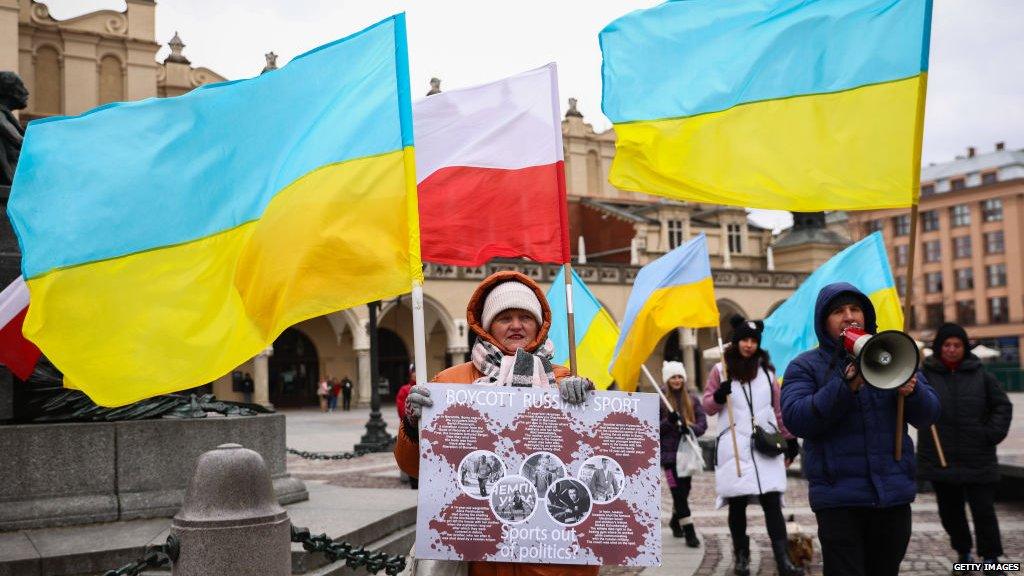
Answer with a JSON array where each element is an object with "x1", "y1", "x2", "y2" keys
[
  {"x1": 918, "y1": 323, "x2": 1013, "y2": 576},
  {"x1": 328, "y1": 377, "x2": 341, "y2": 412},
  {"x1": 317, "y1": 377, "x2": 329, "y2": 412},
  {"x1": 660, "y1": 360, "x2": 707, "y2": 547},
  {"x1": 341, "y1": 375, "x2": 354, "y2": 410},
  {"x1": 704, "y1": 316, "x2": 803, "y2": 576}
]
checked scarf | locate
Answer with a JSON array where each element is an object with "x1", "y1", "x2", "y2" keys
[{"x1": 470, "y1": 338, "x2": 556, "y2": 388}]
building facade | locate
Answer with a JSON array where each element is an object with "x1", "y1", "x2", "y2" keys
[
  {"x1": 846, "y1": 143, "x2": 1024, "y2": 364},
  {"x1": 2, "y1": 2, "x2": 840, "y2": 408}
]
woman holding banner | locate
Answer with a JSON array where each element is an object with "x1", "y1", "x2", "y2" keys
[
  {"x1": 660, "y1": 360, "x2": 707, "y2": 547},
  {"x1": 394, "y1": 271, "x2": 595, "y2": 576},
  {"x1": 703, "y1": 316, "x2": 802, "y2": 576}
]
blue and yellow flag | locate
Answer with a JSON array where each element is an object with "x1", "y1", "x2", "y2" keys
[
  {"x1": 762, "y1": 233, "x2": 903, "y2": 379},
  {"x1": 547, "y1": 268, "x2": 619, "y2": 390},
  {"x1": 600, "y1": 0, "x2": 933, "y2": 211},
  {"x1": 609, "y1": 234, "x2": 719, "y2": 391},
  {"x1": 8, "y1": 15, "x2": 420, "y2": 406}
]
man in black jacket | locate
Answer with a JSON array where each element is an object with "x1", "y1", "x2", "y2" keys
[{"x1": 918, "y1": 323, "x2": 1013, "y2": 575}]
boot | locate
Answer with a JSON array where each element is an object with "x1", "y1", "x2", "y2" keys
[
  {"x1": 771, "y1": 539, "x2": 805, "y2": 576},
  {"x1": 682, "y1": 522, "x2": 700, "y2": 548},
  {"x1": 733, "y1": 536, "x2": 750, "y2": 576},
  {"x1": 668, "y1": 514, "x2": 683, "y2": 538}
]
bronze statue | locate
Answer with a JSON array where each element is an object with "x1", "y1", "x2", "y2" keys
[{"x1": 0, "y1": 71, "x2": 28, "y2": 187}]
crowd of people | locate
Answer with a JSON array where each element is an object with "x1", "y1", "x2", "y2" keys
[
  {"x1": 316, "y1": 375, "x2": 353, "y2": 412},
  {"x1": 391, "y1": 272, "x2": 1014, "y2": 576}
]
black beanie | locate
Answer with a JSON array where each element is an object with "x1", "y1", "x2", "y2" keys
[
  {"x1": 730, "y1": 315, "x2": 764, "y2": 346},
  {"x1": 932, "y1": 322, "x2": 969, "y2": 356}
]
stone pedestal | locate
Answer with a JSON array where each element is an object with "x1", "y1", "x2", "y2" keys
[{"x1": 0, "y1": 413, "x2": 307, "y2": 530}]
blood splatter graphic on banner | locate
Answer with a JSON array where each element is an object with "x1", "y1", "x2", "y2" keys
[{"x1": 415, "y1": 384, "x2": 661, "y2": 566}]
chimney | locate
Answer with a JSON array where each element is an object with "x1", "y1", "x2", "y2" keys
[
  {"x1": 968, "y1": 146, "x2": 976, "y2": 158},
  {"x1": 996, "y1": 141, "x2": 1005, "y2": 151}
]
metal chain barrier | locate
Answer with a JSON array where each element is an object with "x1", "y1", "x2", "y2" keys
[
  {"x1": 103, "y1": 542, "x2": 171, "y2": 576},
  {"x1": 291, "y1": 525, "x2": 407, "y2": 575},
  {"x1": 286, "y1": 447, "x2": 377, "y2": 460}
]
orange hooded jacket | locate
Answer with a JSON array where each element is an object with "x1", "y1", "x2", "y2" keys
[{"x1": 394, "y1": 271, "x2": 598, "y2": 576}]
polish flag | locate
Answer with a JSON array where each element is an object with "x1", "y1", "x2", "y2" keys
[
  {"x1": 0, "y1": 276, "x2": 40, "y2": 380},
  {"x1": 414, "y1": 63, "x2": 570, "y2": 266}
]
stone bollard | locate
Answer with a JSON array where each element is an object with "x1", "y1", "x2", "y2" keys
[{"x1": 171, "y1": 443, "x2": 291, "y2": 575}]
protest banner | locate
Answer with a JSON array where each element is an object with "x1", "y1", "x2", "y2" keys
[{"x1": 415, "y1": 383, "x2": 660, "y2": 566}]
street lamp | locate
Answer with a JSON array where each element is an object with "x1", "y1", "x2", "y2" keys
[{"x1": 355, "y1": 300, "x2": 392, "y2": 452}]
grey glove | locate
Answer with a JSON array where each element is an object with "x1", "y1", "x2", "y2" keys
[
  {"x1": 404, "y1": 384, "x2": 434, "y2": 424},
  {"x1": 559, "y1": 376, "x2": 594, "y2": 405}
]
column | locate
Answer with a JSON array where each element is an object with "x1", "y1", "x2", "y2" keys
[
  {"x1": 356, "y1": 347, "x2": 371, "y2": 407},
  {"x1": 252, "y1": 346, "x2": 274, "y2": 409},
  {"x1": 721, "y1": 223, "x2": 733, "y2": 269}
]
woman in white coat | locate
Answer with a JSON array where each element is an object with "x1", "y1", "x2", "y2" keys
[{"x1": 702, "y1": 316, "x2": 802, "y2": 576}]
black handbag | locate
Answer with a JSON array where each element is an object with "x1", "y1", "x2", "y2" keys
[{"x1": 740, "y1": 372, "x2": 786, "y2": 457}]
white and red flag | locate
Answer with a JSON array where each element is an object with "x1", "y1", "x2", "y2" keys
[
  {"x1": 0, "y1": 276, "x2": 41, "y2": 380},
  {"x1": 414, "y1": 63, "x2": 570, "y2": 266}
]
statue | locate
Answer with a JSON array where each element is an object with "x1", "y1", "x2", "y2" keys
[
  {"x1": 427, "y1": 77, "x2": 441, "y2": 96},
  {"x1": 0, "y1": 71, "x2": 28, "y2": 187},
  {"x1": 11, "y1": 355, "x2": 271, "y2": 423},
  {"x1": 262, "y1": 52, "x2": 278, "y2": 74}
]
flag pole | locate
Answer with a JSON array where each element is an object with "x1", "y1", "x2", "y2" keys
[
  {"x1": 640, "y1": 364, "x2": 674, "y2": 412},
  {"x1": 411, "y1": 281, "x2": 428, "y2": 387},
  {"x1": 717, "y1": 325, "x2": 742, "y2": 477},
  {"x1": 563, "y1": 263, "x2": 579, "y2": 376}
]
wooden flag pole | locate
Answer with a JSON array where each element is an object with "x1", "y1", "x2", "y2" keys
[
  {"x1": 563, "y1": 263, "x2": 579, "y2": 376},
  {"x1": 640, "y1": 364, "x2": 675, "y2": 412},
  {"x1": 717, "y1": 326, "x2": 742, "y2": 477}
]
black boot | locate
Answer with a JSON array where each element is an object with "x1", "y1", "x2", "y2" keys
[
  {"x1": 771, "y1": 539, "x2": 804, "y2": 576},
  {"x1": 733, "y1": 536, "x2": 750, "y2": 576},
  {"x1": 669, "y1": 514, "x2": 683, "y2": 538},
  {"x1": 682, "y1": 522, "x2": 700, "y2": 548}
]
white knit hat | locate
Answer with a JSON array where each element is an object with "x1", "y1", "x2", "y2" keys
[
  {"x1": 662, "y1": 361, "x2": 687, "y2": 384},
  {"x1": 481, "y1": 281, "x2": 543, "y2": 331}
]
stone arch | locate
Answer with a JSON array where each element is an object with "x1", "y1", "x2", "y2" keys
[
  {"x1": 765, "y1": 299, "x2": 787, "y2": 317},
  {"x1": 326, "y1": 308, "x2": 366, "y2": 349},
  {"x1": 33, "y1": 44, "x2": 62, "y2": 114},
  {"x1": 268, "y1": 326, "x2": 320, "y2": 407},
  {"x1": 98, "y1": 54, "x2": 124, "y2": 104},
  {"x1": 378, "y1": 293, "x2": 460, "y2": 350}
]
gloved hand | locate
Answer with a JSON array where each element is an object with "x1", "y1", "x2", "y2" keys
[
  {"x1": 668, "y1": 411, "x2": 682, "y2": 426},
  {"x1": 404, "y1": 384, "x2": 434, "y2": 425},
  {"x1": 785, "y1": 438, "x2": 800, "y2": 462},
  {"x1": 713, "y1": 380, "x2": 732, "y2": 404},
  {"x1": 559, "y1": 376, "x2": 594, "y2": 405}
]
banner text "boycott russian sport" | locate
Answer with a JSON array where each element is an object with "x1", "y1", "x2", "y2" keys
[{"x1": 444, "y1": 388, "x2": 640, "y2": 414}]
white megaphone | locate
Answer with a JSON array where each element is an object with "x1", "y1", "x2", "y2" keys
[{"x1": 841, "y1": 326, "x2": 919, "y2": 390}]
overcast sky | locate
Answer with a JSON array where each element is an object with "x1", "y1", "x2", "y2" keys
[{"x1": 50, "y1": 1, "x2": 1024, "y2": 232}]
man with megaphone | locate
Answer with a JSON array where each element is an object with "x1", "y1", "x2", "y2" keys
[{"x1": 780, "y1": 282, "x2": 940, "y2": 576}]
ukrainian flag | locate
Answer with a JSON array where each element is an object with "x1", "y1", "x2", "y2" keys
[
  {"x1": 600, "y1": 0, "x2": 933, "y2": 211},
  {"x1": 762, "y1": 232, "x2": 903, "y2": 378},
  {"x1": 547, "y1": 268, "x2": 619, "y2": 390},
  {"x1": 8, "y1": 15, "x2": 421, "y2": 407},
  {"x1": 609, "y1": 234, "x2": 719, "y2": 391}
]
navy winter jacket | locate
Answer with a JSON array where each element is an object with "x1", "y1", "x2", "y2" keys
[{"x1": 780, "y1": 282, "x2": 940, "y2": 511}]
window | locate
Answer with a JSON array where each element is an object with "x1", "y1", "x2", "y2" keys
[
  {"x1": 988, "y1": 297, "x2": 1009, "y2": 324},
  {"x1": 956, "y1": 300, "x2": 976, "y2": 326},
  {"x1": 982, "y1": 198, "x2": 1003, "y2": 222},
  {"x1": 953, "y1": 236, "x2": 972, "y2": 259},
  {"x1": 925, "y1": 304, "x2": 944, "y2": 328},
  {"x1": 667, "y1": 220, "x2": 684, "y2": 249},
  {"x1": 955, "y1": 268, "x2": 974, "y2": 291},
  {"x1": 921, "y1": 183, "x2": 935, "y2": 196},
  {"x1": 987, "y1": 264, "x2": 1007, "y2": 288},
  {"x1": 951, "y1": 178, "x2": 966, "y2": 191},
  {"x1": 894, "y1": 244, "x2": 909, "y2": 267},
  {"x1": 924, "y1": 240, "x2": 941, "y2": 263},
  {"x1": 866, "y1": 220, "x2": 883, "y2": 234},
  {"x1": 950, "y1": 205, "x2": 971, "y2": 227},
  {"x1": 893, "y1": 215, "x2": 910, "y2": 236},
  {"x1": 926, "y1": 272, "x2": 943, "y2": 294},
  {"x1": 921, "y1": 210, "x2": 940, "y2": 232},
  {"x1": 985, "y1": 231, "x2": 1005, "y2": 254},
  {"x1": 896, "y1": 276, "x2": 906, "y2": 297},
  {"x1": 982, "y1": 172, "x2": 998, "y2": 186},
  {"x1": 727, "y1": 223, "x2": 743, "y2": 254}
]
